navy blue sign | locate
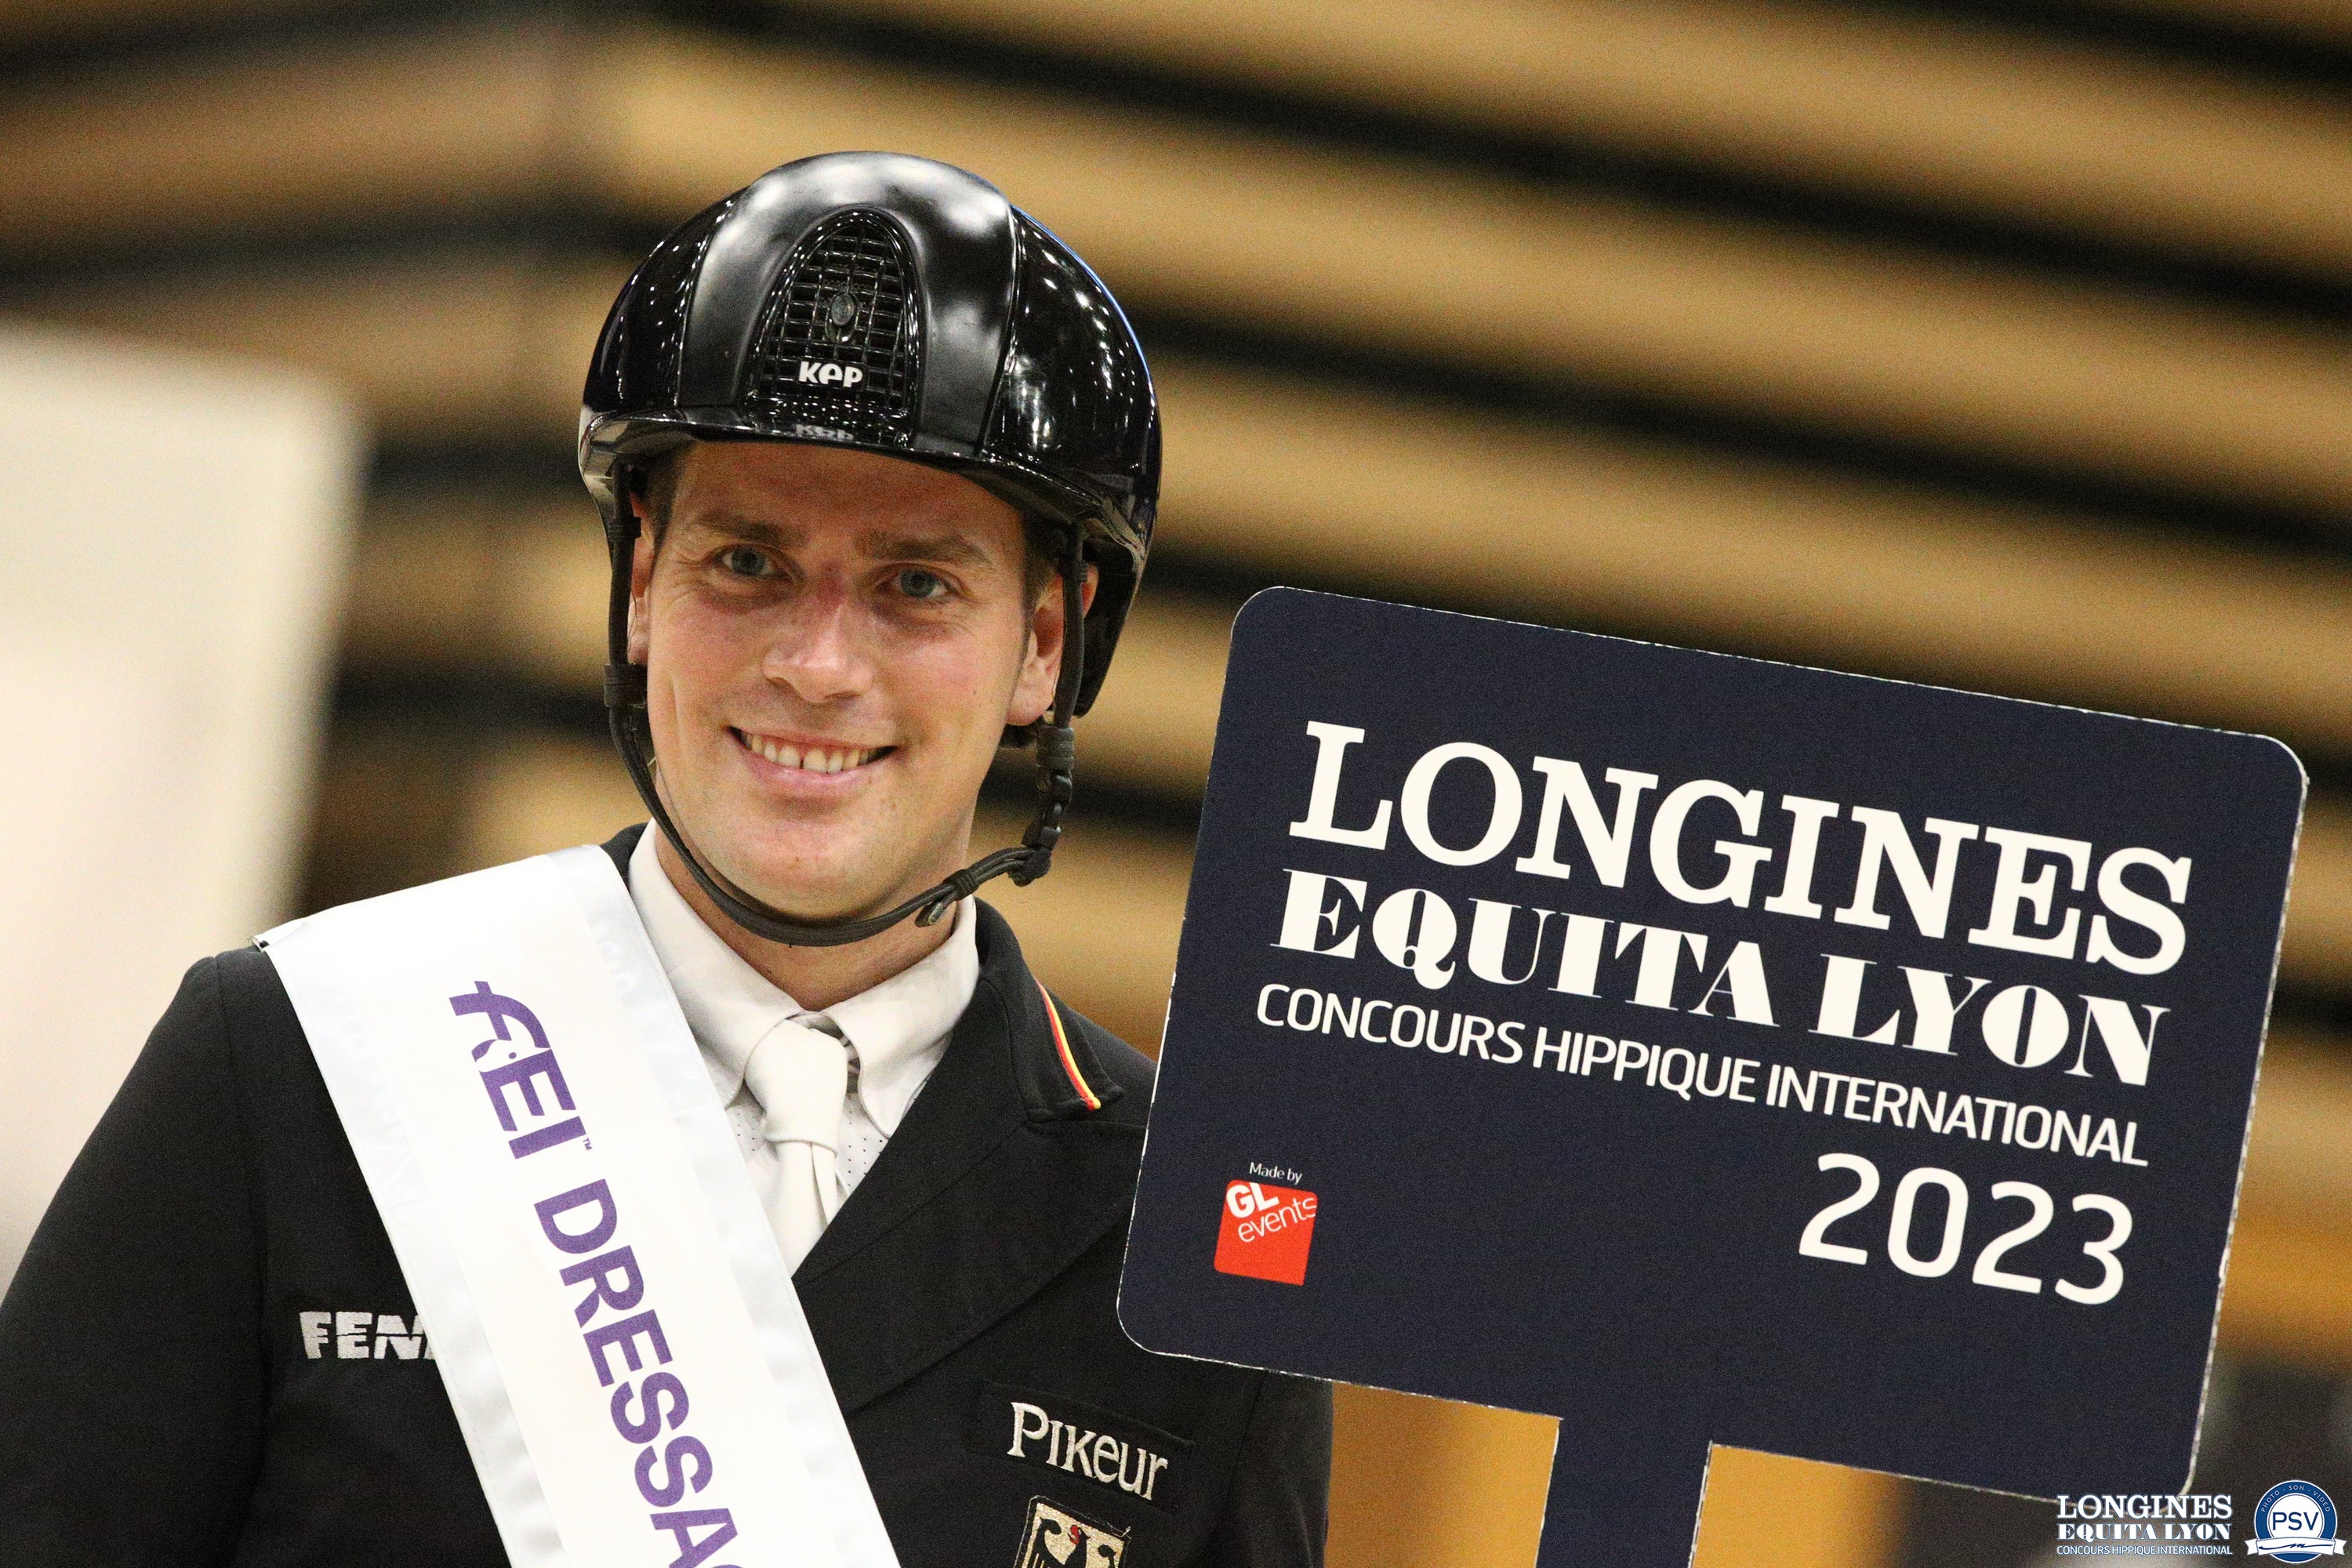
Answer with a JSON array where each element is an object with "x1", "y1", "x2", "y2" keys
[{"x1": 1120, "y1": 590, "x2": 2304, "y2": 1567}]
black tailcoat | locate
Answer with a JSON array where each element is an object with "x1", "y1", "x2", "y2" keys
[{"x1": 0, "y1": 829, "x2": 1330, "y2": 1566}]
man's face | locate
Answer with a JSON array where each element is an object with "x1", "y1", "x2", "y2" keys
[{"x1": 628, "y1": 441, "x2": 1066, "y2": 922}]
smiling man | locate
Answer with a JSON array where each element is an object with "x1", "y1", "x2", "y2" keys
[
  {"x1": 630, "y1": 440, "x2": 1061, "y2": 1007},
  {"x1": 0, "y1": 154, "x2": 1330, "y2": 1568}
]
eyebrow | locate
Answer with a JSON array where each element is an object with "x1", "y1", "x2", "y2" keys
[
  {"x1": 676, "y1": 514, "x2": 1000, "y2": 567},
  {"x1": 858, "y1": 528, "x2": 995, "y2": 567},
  {"x1": 675, "y1": 515, "x2": 801, "y2": 550}
]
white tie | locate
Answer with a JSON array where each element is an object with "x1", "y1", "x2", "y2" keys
[{"x1": 739, "y1": 1014, "x2": 849, "y2": 1273}]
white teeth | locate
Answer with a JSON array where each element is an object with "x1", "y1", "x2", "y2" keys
[{"x1": 744, "y1": 734, "x2": 875, "y2": 774}]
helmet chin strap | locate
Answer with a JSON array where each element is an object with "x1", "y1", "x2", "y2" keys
[{"x1": 601, "y1": 477, "x2": 1084, "y2": 949}]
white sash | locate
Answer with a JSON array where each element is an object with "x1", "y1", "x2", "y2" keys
[{"x1": 261, "y1": 846, "x2": 900, "y2": 1568}]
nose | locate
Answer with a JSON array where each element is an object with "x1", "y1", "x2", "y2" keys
[{"x1": 760, "y1": 579, "x2": 873, "y2": 705}]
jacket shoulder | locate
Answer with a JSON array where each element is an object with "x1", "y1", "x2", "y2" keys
[
  {"x1": 212, "y1": 940, "x2": 300, "y2": 1014},
  {"x1": 192, "y1": 942, "x2": 314, "y2": 1073},
  {"x1": 109, "y1": 944, "x2": 308, "y2": 1078}
]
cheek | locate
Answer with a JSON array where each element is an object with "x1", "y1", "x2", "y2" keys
[
  {"x1": 648, "y1": 589, "x2": 757, "y2": 699},
  {"x1": 900, "y1": 624, "x2": 1025, "y2": 740},
  {"x1": 908, "y1": 652, "x2": 1001, "y2": 731}
]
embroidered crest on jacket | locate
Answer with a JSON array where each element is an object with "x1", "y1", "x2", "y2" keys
[{"x1": 1014, "y1": 1497, "x2": 1127, "y2": 1566}]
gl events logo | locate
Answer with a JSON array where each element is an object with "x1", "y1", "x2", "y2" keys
[
  {"x1": 2249, "y1": 1480, "x2": 2344, "y2": 1563},
  {"x1": 1214, "y1": 1180, "x2": 1317, "y2": 1285}
]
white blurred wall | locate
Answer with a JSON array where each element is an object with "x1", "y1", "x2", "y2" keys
[{"x1": 0, "y1": 323, "x2": 364, "y2": 1283}]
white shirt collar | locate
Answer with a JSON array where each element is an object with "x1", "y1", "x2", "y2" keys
[{"x1": 626, "y1": 824, "x2": 976, "y2": 1136}]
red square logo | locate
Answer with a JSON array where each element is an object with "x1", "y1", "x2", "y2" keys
[{"x1": 1214, "y1": 1181, "x2": 1318, "y2": 1285}]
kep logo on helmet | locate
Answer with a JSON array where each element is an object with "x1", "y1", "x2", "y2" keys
[
  {"x1": 742, "y1": 211, "x2": 918, "y2": 445},
  {"x1": 1214, "y1": 1181, "x2": 1318, "y2": 1286}
]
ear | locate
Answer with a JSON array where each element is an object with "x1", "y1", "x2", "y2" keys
[
  {"x1": 626, "y1": 503, "x2": 657, "y2": 666},
  {"x1": 1006, "y1": 562, "x2": 1100, "y2": 728}
]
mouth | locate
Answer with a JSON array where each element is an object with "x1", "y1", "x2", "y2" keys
[{"x1": 731, "y1": 728, "x2": 895, "y2": 776}]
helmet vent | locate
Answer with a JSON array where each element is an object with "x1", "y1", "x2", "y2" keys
[{"x1": 742, "y1": 210, "x2": 923, "y2": 445}]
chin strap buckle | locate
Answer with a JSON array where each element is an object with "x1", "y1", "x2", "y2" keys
[
  {"x1": 916, "y1": 863, "x2": 988, "y2": 926},
  {"x1": 1014, "y1": 721, "x2": 1077, "y2": 886},
  {"x1": 1033, "y1": 723, "x2": 1075, "y2": 774}
]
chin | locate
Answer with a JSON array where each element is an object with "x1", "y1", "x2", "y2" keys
[{"x1": 702, "y1": 828, "x2": 916, "y2": 926}]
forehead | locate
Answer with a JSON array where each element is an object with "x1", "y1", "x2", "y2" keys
[{"x1": 665, "y1": 441, "x2": 1022, "y2": 553}]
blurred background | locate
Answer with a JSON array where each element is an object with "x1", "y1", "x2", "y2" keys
[{"x1": 2, "y1": 0, "x2": 2348, "y2": 1563}]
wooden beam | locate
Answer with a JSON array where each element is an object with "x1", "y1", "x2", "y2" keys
[
  {"x1": 788, "y1": 0, "x2": 2352, "y2": 281},
  {"x1": 0, "y1": 23, "x2": 568, "y2": 246},
  {"x1": 2223, "y1": 1032, "x2": 2352, "y2": 1373},
  {"x1": 2286, "y1": 800, "x2": 2352, "y2": 991},
  {"x1": 2091, "y1": 0, "x2": 2352, "y2": 48},
  {"x1": 17, "y1": 252, "x2": 610, "y2": 440},
  {"x1": 1152, "y1": 360, "x2": 2352, "y2": 753},
  {"x1": 0, "y1": 0, "x2": 343, "y2": 46},
  {"x1": 2219, "y1": 1214, "x2": 2352, "y2": 1375},
  {"x1": 1326, "y1": 1390, "x2": 1555, "y2": 1568},
  {"x1": 609, "y1": 30, "x2": 2352, "y2": 519},
  {"x1": 20, "y1": 0, "x2": 2352, "y2": 286},
  {"x1": 13, "y1": 25, "x2": 2352, "y2": 516},
  {"x1": 2241, "y1": 1032, "x2": 2352, "y2": 1219},
  {"x1": 1695, "y1": 1449, "x2": 1900, "y2": 1568},
  {"x1": 1327, "y1": 1392, "x2": 1902, "y2": 1568}
]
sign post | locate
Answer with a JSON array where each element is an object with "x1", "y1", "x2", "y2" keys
[{"x1": 1120, "y1": 590, "x2": 2304, "y2": 1566}]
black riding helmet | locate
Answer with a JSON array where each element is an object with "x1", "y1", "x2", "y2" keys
[{"x1": 579, "y1": 151, "x2": 1159, "y2": 946}]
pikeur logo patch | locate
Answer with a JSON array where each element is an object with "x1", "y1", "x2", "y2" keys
[
  {"x1": 970, "y1": 1383, "x2": 1192, "y2": 1512},
  {"x1": 296, "y1": 1308, "x2": 435, "y2": 1361},
  {"x1": 1014, "y1": 1497, "x2": 1127, "y2": 1567}
]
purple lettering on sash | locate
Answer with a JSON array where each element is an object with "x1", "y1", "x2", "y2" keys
[
  {"x1": 508, "y1": 1116, "x2": 586, "y2": 1159},
  {"x1": 470, "y1": 975, "x2": 760, "y2": 1551},
  {"x1": 584, "y1": 1310, "x2": 672, "y2": 1386},
  {"x1": 535, "y1": 1181, "x2": 619, "y2": 1254},
  {"x1": 648, "y1": 1508, "x2": 738, "y2": 1568},
  {"x1": 451, "y1": 980, "x2": 551, "y2": 1057},
  {"x1": 635, "y1": 1436, "x2": 713, "y2": 1505},
  {"x1": 455, "y1": 982, "x2": 586, "y2": 1156},
  {"x1": 611, "y1": 1373, "x2": 691, "y2": 1443},
  {"x1": 480, "y1": 1051, "x2": 577, "y2": 1132},
  {"x1": 560, "y1": 1246, "x2": 645, "y2": 1325}
]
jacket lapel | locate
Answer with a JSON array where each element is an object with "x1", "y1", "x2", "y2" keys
[{"x1": 792, "y1": 903, "x2": 1141, "y2": 1413}]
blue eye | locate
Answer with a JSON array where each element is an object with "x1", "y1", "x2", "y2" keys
[
  {"x1": 896, "y1": 567, "x2": 949, "y2": 601},
  {"x1": 718, "y1": 545, "x2": 769, "y2": 576}
]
